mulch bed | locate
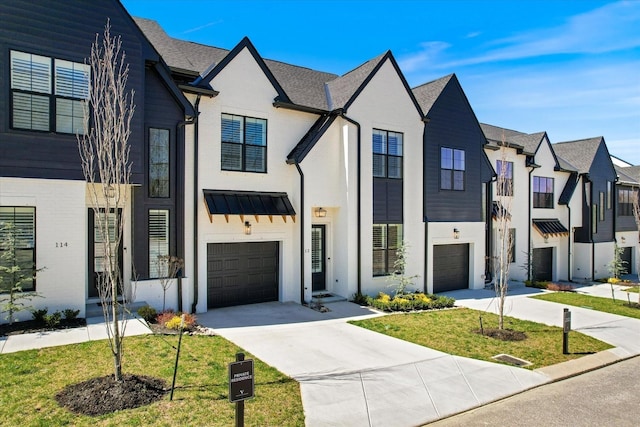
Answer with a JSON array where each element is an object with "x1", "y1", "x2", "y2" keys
[
  {"x1": 0, "y1": 318, "x2": 86, "y2": 337},
  {"x1": 56, "y1": 374, "x2": 167, "y2": 416}
]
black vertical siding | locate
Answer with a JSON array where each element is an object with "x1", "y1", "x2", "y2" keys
[
  {"x1": 132, "y1": 66, "x2": 185, "y2": 279},
  {"x1": 423, "y1": 78, "x2": 486, "y2": 222},
  {"x1": 590, "y1": 143, "x2": 616, "y2": 243},
  {"x1": 0, "y1": 0, "x2": 154, "y2": 182}
]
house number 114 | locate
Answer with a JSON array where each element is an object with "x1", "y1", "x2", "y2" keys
[{"x1": 56, "y1": 242, "x2": 68, "y2": 248}]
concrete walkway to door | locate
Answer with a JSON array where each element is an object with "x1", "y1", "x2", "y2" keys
[{"x1": 197, "y1": 301, "x2": 549, "y2": 427}]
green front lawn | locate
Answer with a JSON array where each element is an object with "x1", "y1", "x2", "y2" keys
[
  {"x1": 0, "y1": 335, "x2": 304, "y2": 426},
  {"x1": 531, "y1": 292, "x2": 640, "y2": 319},
  {"x1": 350, "y1": 308, "x2": 612, "y2": 369}
]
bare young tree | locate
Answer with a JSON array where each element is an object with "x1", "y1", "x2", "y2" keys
[
  {"x1": 78, "y1": 21, "x2": 134, "y2": 382},
  {"x1": 494, "y1": 140, "x2": 514, "y2": 329},
  {"x1": 632, "y1": 189, "x2": 640, "y2": 304},
  {"x1": 155, "y1": 255, "x2": 184, "y2": 312}
]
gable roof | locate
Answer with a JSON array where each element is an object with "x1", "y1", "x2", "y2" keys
[
  {"x1": 622, "y1": 166, "x2": 640, "y2": 183},
  {"x1": 480, "y1": 123, "x2": 526, "y2": 150},
  {"x1": 509, "y1": 131, "x2": 546, "y2": 155},
  {"x1": 412, "y1": 74, "x2": 454, "y2": 116},
  {"x1": 552, "y1": 137, "x2": 606, "y2": 174},
  {"x1": 615, "y1": 165, "x2": 640, "y2": 185}
]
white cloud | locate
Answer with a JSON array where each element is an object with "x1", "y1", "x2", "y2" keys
[
  {"x1": 182, "y1": 20, "x2": 223, "y2": 34},
  {"x1": 397, "y1": 41, "x2": 450, "y2": 72}
]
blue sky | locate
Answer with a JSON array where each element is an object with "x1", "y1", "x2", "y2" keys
[{"x1": 122, "y1": 0, "x2": 640, "y2": 164}]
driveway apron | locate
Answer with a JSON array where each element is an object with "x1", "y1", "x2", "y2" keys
[{"x1": 197, "y1": 301, "x2": 548, "y2": 427}]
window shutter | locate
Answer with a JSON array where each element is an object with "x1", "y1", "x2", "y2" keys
[
  {"x1": 11, "y1": 51, "x2": 51, "y2": 93},
  {"x1": 245, "y1": 118, "x2": 266, "y2": 146},
  {"x1": 149, "y1": 210, "x2": 169, "y2": 278},
  {"x1": 55, "y1": 59, "x2": 90, "y2": 99}
]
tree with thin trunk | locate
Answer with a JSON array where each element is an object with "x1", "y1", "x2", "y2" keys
[
  {"x1": 632, "y1": 189, "x2": 640, "y2": 304},
  {"x1": 156, "y1": 255, "x2": 184, "y2": 312},
  {"x1": 78, "y1": 21, "x2": 134, "y2": 382},
  {"x1": 494, "y1": 139, "x2": 514, "y2": 329}
]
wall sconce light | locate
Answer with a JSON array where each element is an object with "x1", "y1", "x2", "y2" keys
[
  {"x1": 621, "y1": 236, "x2": 626, "y2": 244},
  {"x1": 315, "y1": 207, "x2": 327, "y2": 218},
  {"x1": 453, "y1": 228, "x2": 460, "y2": 239},
  {"x1": 544, "y1": 235, "x2": 549, "y2": 243},
  {"x1": 244, "y1": 221, "x2": 252, "y2": 235},
  {"x1": 106, "y1": 185, "x2": 116, "y2": 198}
]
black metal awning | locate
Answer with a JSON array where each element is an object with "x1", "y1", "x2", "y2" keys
[
  {"x1": 203, "y1": 190, "x2": 296, "y2": 223},
  {"x1": 532, "y1": 219, "x2": 569, "y2": 237}
]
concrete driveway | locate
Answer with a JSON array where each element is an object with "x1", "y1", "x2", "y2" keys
[{"x1": 197, "y1": 301, "x2": 548, "y2": 427}]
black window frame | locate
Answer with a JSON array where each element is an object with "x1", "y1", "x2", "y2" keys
[
  {"x1": 221, "y1": 113, "x2": 267, "y2": 173},
  {"x1": 440, "y1": 147, "x2": 465, "y2": 191},
  {"x1": 148, "y1": 127, "x2": 171, "y2": 198},
  {"x1": 9, "y1": 50, "x2": 89, "y2": 135},
  {"x1": 372, "y1": 129, "x2": 403, "y2": 179},
  {"x1": 618, "y1": 188, "x2": 636, "y2": 217},
  {"x1": 0, "y1": 206, "x2": 37, "y2": 293},
  {"x1": 496, "y1": 160, "x2": 514, "y2": 196},
  {"x1": 372, "y1": 223, "x2": 403, "y2": 277},
  {"x1": 533, "y1": 176, "x2": 554, "y2": 208}
]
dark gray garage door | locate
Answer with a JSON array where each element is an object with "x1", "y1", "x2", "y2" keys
[
  {"x1": 207, "y1": 242, "x2": 279, "y2": 309},
  {"x1": 533, "y1": 247, "x2": 553, "y2": 282},
  {"x1": 621, "y1": 247, "x2": 632, "y2": 275},
  {"x1": 433, "y1": 244, "x2": 469, "y2": 292}
]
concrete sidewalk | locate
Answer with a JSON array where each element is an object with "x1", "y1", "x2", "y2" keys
[{"x1": 0, "y1": 316, "x2": 151, "y2": 354}]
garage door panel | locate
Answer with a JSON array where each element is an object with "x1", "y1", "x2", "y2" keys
[
  {"x1": 433, "y1": 244, "x2": 469, "y2": 293},
  {"x1": 207, "y1": 242, "x2": 279, "y2": 309},
  {"x1": 533, "y1": 248, "x2": 553, "y2": 282}
]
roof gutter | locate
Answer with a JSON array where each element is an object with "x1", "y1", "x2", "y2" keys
[
  {"x1": 339, "y1": 112, "x2": 362, "y2": 295},
  {"x1": 273, "y1": 100, "x2": 329, "y2": 115}
]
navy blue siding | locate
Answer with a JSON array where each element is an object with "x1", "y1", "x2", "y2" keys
[
  {"x1": 0, "y1": 0, "x2": 159, "y2": 183},
  {"x1": 423, "y1": 78, "x2": 486, "y2": 222},
  {"x1": 615, "y1": 184, "x2": 637, "y2": 232}
]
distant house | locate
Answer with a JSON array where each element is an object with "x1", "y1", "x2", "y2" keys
[
  {"x1": 553, "y1": 138, "x2": 617, "y2": 280},
  {"x1": 482, "y1": 124, "x2": 580, "y2": 283},
  {"x1": 0, "y1": 0, "x2": 193, "y2": 321},
  {"x1": 613, "y1": 164, "x2": 640, "y2": 275}
]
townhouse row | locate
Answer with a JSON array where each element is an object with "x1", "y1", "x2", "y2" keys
[{"x1": 1, "y1": 0, "x2": 638, "y2": 322}]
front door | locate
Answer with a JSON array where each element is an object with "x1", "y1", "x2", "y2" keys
[
  {"x1": 311, "y1": 224, "x2": 326, "y2": 292},
  {"x1": 88, "y1": 208, "x2": 123, "y2": 298}
]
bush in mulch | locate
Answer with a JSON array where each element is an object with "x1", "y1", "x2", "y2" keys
[
  {"x1": 365, "y1": 292, "x2": 456, "y2": 312},
  {"x1": 56, "y1": 374, "x2": 167, "y2": 416},
  {"x1": 0, "y1": 318, "x2": 86, "y2": 337}
]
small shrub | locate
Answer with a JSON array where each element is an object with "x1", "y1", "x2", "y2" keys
[
  {"x1": 155, "y1": 310, "x2": 175, "y2": 326},
  {"x1": 31, "y1": 308, "x2": 48, "y2": 324},
  {"x1": 164, "y1": 316, "x2": 183, "y2": 330},
  {"x1": 137, "y1": 305, "x2": 157, "y2": 323},
  {"x1": 63, "y1": 309, "x2": 80, "y2": 320},
  {"x1": 44, "y1": 311, "x2": 62, "y2": 328},
  {"x1": 607, "y1": 277, "x2": 621, "y2": 285},
  {"x1": 351, "y1": 292, "x2": 369, "y2": 305}
]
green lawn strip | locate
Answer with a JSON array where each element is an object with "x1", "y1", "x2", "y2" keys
[
  {"x1": 531, "y1": 292, "x2": 640, "y2": 319},
  {"x1": 349, "y1": 308, "x2": 612, "y2": 370},
  {"x1": 622, "y1": 286, "x2": 639, "y2": 293},
  {"x1": 0, "y1": 335, "x2": 304, "y2": 427}
]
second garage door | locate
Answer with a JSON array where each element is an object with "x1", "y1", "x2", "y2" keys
[
  {"x1": 207, "y1": 242, "x2": 279, "y2": 309},
  {"x1": 433, "y1": 244, "x2": 469, "y2": 293}
]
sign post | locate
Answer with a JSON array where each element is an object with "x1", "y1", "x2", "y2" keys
[
  {"x1": 229, "y1": 352, "x2": 254, "y2": 427},
  {"x1": 563, "y1": 308, "x2": 571, "y2": 354}
]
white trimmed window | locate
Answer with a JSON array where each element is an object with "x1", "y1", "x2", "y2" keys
[
  {"x1": 0, "y1": 207, "x2": 36, "y2": 292},
  {"x1": 149, "y1": 210, "x2": 169, "y2": 278},
  {"x1": 10, "y1": 50, "x2": 89, "y2": 134}
]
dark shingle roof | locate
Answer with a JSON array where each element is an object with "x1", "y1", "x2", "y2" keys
[
  {"x1": 621, "y1": 165, "x2": 640, "y2": 183},
  {"x1": 509, "y1": 131, "x2": 546, "y2": 155},
  {"x1": 412, "y1": 74, "x2": 453, "y2": 116},
  {"x1": 552, "y1": 137, "x2": 604, "y2": 174},
  {"x1": 615, "y1": 165, "x2": 640, "y2": 185},
  {"x1": 325, "y1": 52, "x2": 388, "y2": 110},
  {"x1": 480, "y1": 123, "x2": 526, "y2": 149}
]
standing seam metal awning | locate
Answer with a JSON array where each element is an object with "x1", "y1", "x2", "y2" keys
[
  {"x1": 203, "y1": 190, "x2": 296, "y2": 223},
  {"x1": 532, "y1": 219, "x2": 569, "y2": 237}
]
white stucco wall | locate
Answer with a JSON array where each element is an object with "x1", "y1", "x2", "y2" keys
[
  {"x1": 573, "y1": 241, "x2": 617, "y2": 280},
  {"x1": 1, "y1": 178, "x2": 87, "y2": 322},
  {"x1": 339, "y1": 59, "x2": 425, "y2": 297},
  {"x1": 617, "y1": 231, "x2": 638, "y2": 275}
]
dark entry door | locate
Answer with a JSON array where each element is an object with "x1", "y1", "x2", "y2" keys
[
  {"x1": 533, "y1": 247, "x2": 553, "y2": 282},
  {"x1": 312, "y1": 225, "x2": 326, "y2": 292},
  {"x1": 621, "y1": 247, "x2": 632, "y2": 275},
  {"x1": 88, "y1": 209, "x2": 123, "y2": 298}
]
